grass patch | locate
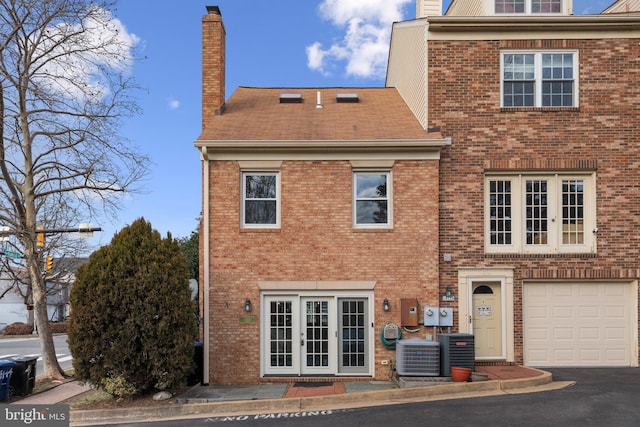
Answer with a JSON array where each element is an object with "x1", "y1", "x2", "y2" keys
[{"x1": 65, "y1": 389, "x2": 113, "y2": 410}]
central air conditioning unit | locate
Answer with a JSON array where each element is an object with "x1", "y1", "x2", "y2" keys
[
  {"x1": 395, "y1": 339, "x2": 440, "y2": 376},
  {"x1": 439, "y1": 333, "x2": 475, "y2": 376}
]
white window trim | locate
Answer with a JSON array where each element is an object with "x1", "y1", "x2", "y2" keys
[
  {"x1": 241, "y1": 170, "x2": 281, "y2": 229},
  {"x1": 352, "y1": 170, "x2": 393, "y2": 229},
  {"x1": 494, "y1": 0, "x2": 565, "y2": 15},
  {"x1": 500, "y1": 50, "x2": 579, "y2": 108},
  {"x1": 484, "y1": 173, "x2": 596, "y2": 254}
]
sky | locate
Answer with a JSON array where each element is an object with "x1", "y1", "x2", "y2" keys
[{"x1": 85, "y1": 0, "x2": 614, "y2": 247}]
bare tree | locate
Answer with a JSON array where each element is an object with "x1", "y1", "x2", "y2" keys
[{"x1": 0, "y1": 0, "x2": 148, "y2": 379}]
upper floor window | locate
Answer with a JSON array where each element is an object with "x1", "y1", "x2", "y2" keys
[
  {"x1": 485, "y1": 173, "x2": 595, "y2": 254},
  {"x1": 501, "y1": 51, "x2": 578, "y2": 108},
  {"x1": 242, "y1": 172, "x2": 280, "y2": 228},
  {"x1": 495, "y1": 0, "x2": 561, "y2": 14},
  {"x1": 353, "y1": 171, "x2": 392, "y2": 228}
]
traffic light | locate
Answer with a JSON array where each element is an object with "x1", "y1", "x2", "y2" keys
[
  {"x1": 45, "y1": 255, "x2": 53, "y2": 272},
  {"x1": 37, "y1": 226, "x2": 44, "y2": 247}
]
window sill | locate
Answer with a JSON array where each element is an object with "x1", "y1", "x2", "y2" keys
[
  {"x1": 486, "y1": 252, "x2": 596, "y2": 259},
  {"x1": 352, "y1": 228, "x2": 394, "y2": 233},
  {"x1": 240, "y1": 227, "x2": 281, "y2": 233},
  {"x1": 500, "y1": 107, "x2": 580, "y2": 113}
]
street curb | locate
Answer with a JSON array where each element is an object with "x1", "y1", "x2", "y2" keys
[{"x1": 70, "y1": 370, "x2": 557, "y2": 426}]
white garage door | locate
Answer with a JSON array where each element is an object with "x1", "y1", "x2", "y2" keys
[{"x1": 523, "y1": 282, "x2": 637, "y2": 367}]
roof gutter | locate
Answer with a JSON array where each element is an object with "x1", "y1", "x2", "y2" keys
[{"x1": 195, "y1": 138, "x2": 450, "y2": 161}]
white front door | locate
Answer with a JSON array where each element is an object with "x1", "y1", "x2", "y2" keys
[
  {"x1": 472, "y1": 281, "x2": 504, "y2": 359},
  {"x1": 263, "y1": 294, "x2": 371, "y2": 376}
]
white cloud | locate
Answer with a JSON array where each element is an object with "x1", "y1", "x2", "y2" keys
[
  {"x1": 168, "y1": 98, "x2": 180, "y2": 110},
  {"x1": 307, "y1": 0, "x2": 411, "y2": 79},
  {"x1": 33, "y1": 6, "x2": 140, "y2": 102}
]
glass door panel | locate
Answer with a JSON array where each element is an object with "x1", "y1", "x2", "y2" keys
[
  {"x1": 301, "y1": 298, "x2": 334, "y2": 375},
  {"x1": 338, "y1": 298, "x2": 369, "y2": 374},
  {"x1": 263, "y1": 297, "x2": 299, "y2": 375}
]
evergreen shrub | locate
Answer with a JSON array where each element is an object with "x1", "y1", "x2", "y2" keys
[{"x1": 68, "y1": 218, "x2": 198, "y2": 397}]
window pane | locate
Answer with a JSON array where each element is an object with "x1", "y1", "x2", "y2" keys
[
  {"x1": 245, "y1": 175, "x2": 276, "y2": 198},
  {"x1": 269, "y1": 301, "x2": 293, "y2": 367},
  {"x1": 489, "y1": 180, "x2": 512, "y2": 245},
  {"x1": 245, "y1": 200, "x2": 277, "y2": 224},
  {"x1": 532, "y1": 0, "x2": 561, "y2": 13},
  {"x1": 504, "y1": 82, "x2": 535, "y2": 107},
  {"x1": 495, "y1": 0, "x2": 525, "y2": 13},
  {"x1": 356, "y1": 200, "x2": 388, "y2": 224},
  {"x1": 562, "y1": 179, "x2": 584, "y2": 244},
  {"x1": 503, "y1": 54, "x2": 535, "y2": 80},
  {"x1": 340, "y1": 299, "x2": 366, "y2": 368},
  {"x1": 306, "y1": 301, "x2": 329, "y2": 368},
  {"x1": 542, "y1": 81, "x2": 573, "y2": 107},
  {"x1": 356, "y1": 174, "x2": 387, "y2": 198},
  {"x1": 525, "y1": 180, "x2": 548, "y2": 245}
]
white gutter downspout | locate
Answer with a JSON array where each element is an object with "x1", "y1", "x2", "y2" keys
[{"x1": 201, "y1": 147, "x2": 210, "y2": 385}]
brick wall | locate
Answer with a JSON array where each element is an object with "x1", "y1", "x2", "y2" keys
[
  {"x1": 428, "y1": 38, "x2": 640, "y2": 363},
  {"x1": 206, "y1": 159, "x2": 440, "y2": 384}
]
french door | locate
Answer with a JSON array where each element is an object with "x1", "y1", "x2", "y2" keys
[
  {"x1": 263, "y1": 294, "x2": 370, "y2": 376},
  {"x1": 301, "y1": 298, "x2": 334, "y2": 375}
]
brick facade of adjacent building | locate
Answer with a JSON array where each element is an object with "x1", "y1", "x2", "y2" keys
[{"x1": 427, "y1": 37, "x2": 640, "y2": 364}]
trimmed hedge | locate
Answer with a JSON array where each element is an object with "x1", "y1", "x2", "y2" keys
[
  {"x1": 2, "y1": 322, "x2": 34, "y2": 335},
  {"x1": 1, "y1": 322, "x2": 67, "y2": 335},
  {"x1": 50, "y1": 322, "x2": 67, "y2": 334}
]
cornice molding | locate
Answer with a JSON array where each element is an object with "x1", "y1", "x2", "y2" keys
[{"x1": 426, "y1": 15, "x2": 640, "y2": 33}]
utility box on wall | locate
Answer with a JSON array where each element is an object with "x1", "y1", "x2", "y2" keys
[
  {"x1": 424, "y1": 306, "x2": 440, "y2": 327},
  {"x1": 400, "y1": 298, "x2": 419, "y2": 327}
]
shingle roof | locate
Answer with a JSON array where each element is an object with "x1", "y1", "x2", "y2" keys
[{"x1": 197, "y1": 87, "x2": 438, "y2": 142}]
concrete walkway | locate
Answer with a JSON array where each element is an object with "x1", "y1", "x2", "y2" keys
[
  {"x1": 10, "y1": 381, "x2": 93, "y2": 405},
  {"x1": 7, "y1": 366, "x2": 572, "y2": 427}
]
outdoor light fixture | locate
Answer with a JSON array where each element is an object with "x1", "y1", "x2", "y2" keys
[
  {"x1": 383, "y1": 298, "x2": 390, "y2": 312},
  {"x1": 442, "y1": 286, "x2": 455, "y2": 302},
  {"x1": 244, "y1": 299, "x2": 252, "y2": 313}
]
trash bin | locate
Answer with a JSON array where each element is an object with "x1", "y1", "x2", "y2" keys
[
  {"x1": 0, "y1": 359, "x2": 16, "y2": 402},
  {"x1": 7, "y1": 356, "x2": 37, "y2": 397}
]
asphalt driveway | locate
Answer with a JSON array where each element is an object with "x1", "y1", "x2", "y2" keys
[{"x1": 412, "y1": 367, "x2": 640, "y2": 427}]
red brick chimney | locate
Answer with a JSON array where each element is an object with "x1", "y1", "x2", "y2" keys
[{"x1": 202, "y1": 6, "x2": 225, "y2": 129}]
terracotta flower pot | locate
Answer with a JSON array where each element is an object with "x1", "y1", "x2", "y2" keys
[{"x1": 451, "y1": 367, "x2": 471, "y2": 382}]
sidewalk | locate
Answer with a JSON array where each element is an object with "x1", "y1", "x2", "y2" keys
[
  {"x1": 10, "y1": 381, "x2": 93, "y2": 405},
  {"x1": 7, "y1": 366, "x2": 571, "y2": 427}
]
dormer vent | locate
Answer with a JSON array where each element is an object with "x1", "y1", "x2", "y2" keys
[
  {"x1": 336, "y1": 93, "x2": 359, "y2": 103},
  {"x1": 279, "y1": 93, "x2": 303, "y2": 103}
]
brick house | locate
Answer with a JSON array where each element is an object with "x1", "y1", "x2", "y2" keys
[
  {"x1": 197, "y1": 0, "x2": 640, "y2": 385},
  {"x1": 196, "y1": 7, "x2": 447, "y2": 384},
  {"x1": 388, "y1": 0, "x2": 640, "y2": 367}
]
